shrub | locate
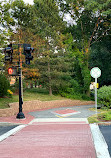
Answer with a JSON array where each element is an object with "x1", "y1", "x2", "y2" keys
[
  {"x1": 7, "y1": 89, "x2": 13, "y2": 98},
  {"x1": 13, "y1": 79, "x2": 27, "y2": 93},
  {"x1": 98, "y1": 85, "x2": 111, "y2": 109},
  {"x1": 0, "y1": 74, "x2": 10, "y2": 97}
]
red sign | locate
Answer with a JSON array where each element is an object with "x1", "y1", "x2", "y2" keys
[{"x1": 8, "y1": 68, "x2": 13, "y2": 75}]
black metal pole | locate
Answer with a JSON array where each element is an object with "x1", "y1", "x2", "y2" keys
[{"x1": 16, "y1": 61, "x2": 25, "y2": 119}]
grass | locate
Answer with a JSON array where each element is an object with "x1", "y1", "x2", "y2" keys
[
  {"x1": 88, "y1": 109, "x2": 111, "y2": 123},
  {"x1": 88, "y1": 116, "x2": 100, "y2": 123},
  {"x1": 0, "y1": 88, "x2": 66, "y2": 109},
  {"x1": 23, "y1": 88, "x2": 66, "y2": 101},
  {"x1": 98, "y1": 111, "x2": 111, "y2": 121},
  {"x1": 0, "y1": 95, "x2": 19, "y2": 109}
]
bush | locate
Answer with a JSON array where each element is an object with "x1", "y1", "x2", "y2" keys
[
  {"x1": 98, "y1": 85, "x2": 111, "y2": 109},
  {"x1": 0, "y1": 74, "x2": 10, "y2": 97},
  {"x1": 7, "y1": 89, "x2": 13, "y2": 98},
  {"x1": 13, "y1": 79, "x2": 27, "y2": 93}
]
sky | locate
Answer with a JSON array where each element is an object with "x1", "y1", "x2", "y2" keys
[{"x1": 23, "y1": 0, "x2": 34, "y2": 5}]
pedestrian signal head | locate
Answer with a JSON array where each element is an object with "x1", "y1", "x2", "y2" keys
[
  {"x1": 8, "y1": 67, "x2": 18, "y2": 76},
  {"x1": 8, "y1": 68, "x2": 13, "y2": 75}
]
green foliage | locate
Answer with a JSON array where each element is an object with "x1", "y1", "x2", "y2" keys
[
  {"x1": 33, "y1": 0, "x2": 64, "y2": 38},
  {"x1": 85, "y1": 0, "x2": 111, "y2": 16},
  {"x1": 73, "y1": 49, "x2": 91, "y2": 94},
  {"x1": 88, "y1": 116, "x2": 99, "y2": 123},
  {"x1": 2, "y1": 0, "x2": 110, "y2": 100},
  {"x1": 0, "y1": 88, "x2": 65, "y2": 109},
  {"x1": 0, "y1": 74, "x2": 10, "y2": 97},
  {"x1": 98, "y1": 111, "x2": 111, "y2": 121},
  {"x1": 25, "y1": 88, "x2": 49, "y2": 95},
  {"x1": 13, "y1": 79, "x2": 27, "y2": 93},
  {"x1": 0, "y1": 53, "x2": 4, "y2": 68},
  {"x1": 7, "y1": 89, "x2": 13, "y2": 98},
  {"x1": 98, "y1": 85, "x2": 111, "y2": 109},
  {"x1": 34, "y1": 51, "x2": 73, "y2": 95},
  {"x1": 89, "y1": 36, "x2": 111, "y2": 86},
  {"x1": 81, "y1": 65, "x2": 91, "y2": 93},
  {"x1": 60, "y1": 92, "x2": 83, "y2": 100},
  {"x1": 11, "y1": 0, "x2": 32, "y2": 27},
  {"x1": 0, "y1": 1, "x2": 14, "y2": 47},
  {"x1": 70, "y1": 79, "x2": 80, "y2": 92}
]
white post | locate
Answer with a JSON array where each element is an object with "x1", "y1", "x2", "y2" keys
[{"x1": 95, "y1": 77, "x2": 97, "y2": 117}]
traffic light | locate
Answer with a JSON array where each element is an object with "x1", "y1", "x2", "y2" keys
[
  {"x1": 8, "y1": 67, "x2": 18, "y2": 76},
  {"x1": 4, "y1": 44, "x2": 13, "y2": 63},
  {"x1": 23, "y1": 44, "x2": 34, "y2": 64}
]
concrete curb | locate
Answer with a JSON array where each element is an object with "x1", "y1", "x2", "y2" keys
[
  {"x1": 0, "y1": 125, "x2": 26, "y2": 142},
  {"x1": 90, "y1": 124, "x2": 110, "y2": 158},
  {"x1": 29, "y1": 118, "x2": 89, "y2": 124}
]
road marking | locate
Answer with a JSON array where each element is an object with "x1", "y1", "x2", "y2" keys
[
  {"x1": 29, "y1": 118, "x2": 89, "y2": 124},
  {"x1": 55, "y1": 115, "x2": 64, "y2": 118},
  {"x1": 90, "y1": 124, "x2": 110, "y2": 158},
  {"x1": 52, "y1": 108, "x2": 81, "y2": 117},
  {"x1": 0, "y1": 125, "x2": 26, "y2": 142}
]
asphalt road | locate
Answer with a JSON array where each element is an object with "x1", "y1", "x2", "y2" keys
[
  {"x1": 0, "y1": 124, "x2": 18, "y2": 136},
  {"x1": 99, "y1": 125, "x2": 111, "y2": 157},
  {"x1": 29, "y1": 105, "x2": 97, "y2": 118}
]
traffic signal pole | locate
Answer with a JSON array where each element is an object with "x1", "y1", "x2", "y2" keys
[
  {"x1": 5, "y1": 41, "x2": 34, "y2": 119},
  {"x1": 16, "y1": 44, "x2": 25, "y2": 119}
]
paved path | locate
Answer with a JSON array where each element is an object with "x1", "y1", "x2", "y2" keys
[
  {"x1": 0, "y1": 104, "x2": 110, "y2": 158},
  {"x1": 29, "y1": 105, "x2": 96, "y2": 118},
  {"x1": 0, "y1": 119, "x2": 96, "y2": 158}
]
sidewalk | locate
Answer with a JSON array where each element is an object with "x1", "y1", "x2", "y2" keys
[
  {"x1": 0, "y1": 105, "x2": 110, "y2": 158},
  {"x1": 0, "y1": 118, "x2": 96, "y2": 158}
]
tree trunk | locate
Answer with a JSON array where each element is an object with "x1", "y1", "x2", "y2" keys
[
  {"x1": 49, "y1": 86, "x2": 52, "y2": 96},
  {"x1": 34, "y1": 81, "x2": 37, "y2": 88},
  {"x1": 30, "y1": 83, "x2": 33, "y2": 88},
  {"x1": 48, "y1": 61, "x2": 52, "y2": 95},
  {"x1": 86, "y1": 89, "x2": 90, "y2": 97}
]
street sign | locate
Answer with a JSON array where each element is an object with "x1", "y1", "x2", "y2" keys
[
  {"x1": 90, "y1": 82, "x2": 99, "y2": 90},
  {"x1": 90, "y1": 67, "x2": 101, "y2": 117},
  {"x1": 90, "y1": 67, "x2": 101, "y2": 78}
]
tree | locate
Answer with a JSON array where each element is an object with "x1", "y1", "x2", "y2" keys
[
  {"x1": 34, "y1": 48, "x2": 76, "y2": 95},
  {"x1": 9, "y1": 0, "x2": 66, "y2": 95},
  {"x1": 57, "y1": 0, "x2": 111, "y2": 53},
  {"x1": 64, "y1": 34, "x2": 91, "y2": 95},
  {"x1": 23, "y1": 67, "x2": 40, "y2": 88},
  {"x1": 0, "y1": 73, "x2": 10, "y2": 97},
  {"x1": 89, "y1": 36, "x2": 111, "y2": 87},
  {"x1": 57, "y1": 0, "x2": 111, "y2": 95},
  {"x1": 0, "y1": 53, "x2": 4, "y2": 69},
  {"x1": 0, "y1": 0, "x2": 15, "y2": 47},
  {"x1": 30, "y1": 0, "x2": 66, "y2": 95}
]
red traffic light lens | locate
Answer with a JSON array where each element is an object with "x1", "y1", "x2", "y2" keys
[{"x1": 8, "y1": 68, "x2": 13, "y2": 75}]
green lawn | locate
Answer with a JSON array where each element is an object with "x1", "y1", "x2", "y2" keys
[
  {"x1": 88, "y1": 109, "x2": 111, "y2": 123},
  {"x1": 0, "y1": 88, "x2": 65, "y2": 109},
  {"x1": 0, "y1": 95, "x2": 19, "y2": 109}
]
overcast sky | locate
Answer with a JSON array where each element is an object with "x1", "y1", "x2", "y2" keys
[{"x1": 23, "y1": 0, "x2": 34, "y2": 5}]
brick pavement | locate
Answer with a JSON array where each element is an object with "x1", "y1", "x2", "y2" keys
[{"x1": 0, "y1": 120, "x2": 96, "y2": 158}]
